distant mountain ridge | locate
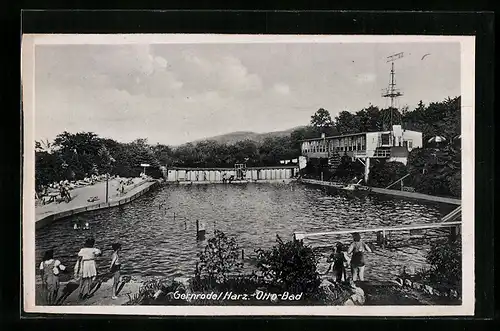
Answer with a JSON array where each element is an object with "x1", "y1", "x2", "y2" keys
[{"x1": 190, "y1": 126, "x2": 306, "y2": 145}]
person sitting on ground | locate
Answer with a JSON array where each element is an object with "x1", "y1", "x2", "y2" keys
[
  {"x1": 87, "y1": 196, "x2": 99, "y2": 202},
  {"x1": 39, "y1": 249, "x2": 66, "y2": 305}
]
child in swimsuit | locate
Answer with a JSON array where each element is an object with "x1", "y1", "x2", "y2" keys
[
  {"x1": 327, "y1": 243, "x2": 348, "y2": 282},
  {"x1": 110, "y1": 243, "x2": 122, "y2": 299},
  {"x1": 347, "y1": 232, "x2": 372, "y2": 282}
]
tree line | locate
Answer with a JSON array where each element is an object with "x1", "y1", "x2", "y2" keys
[
  {"x1": 34, "y1": 132, "x2": 301, "y2": 189},
  {"x1": 35, "y1": 96, "x2": 460, "y2": 197}
]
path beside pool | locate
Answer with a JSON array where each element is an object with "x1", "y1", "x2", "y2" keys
[
  {"x1": 35, "y1": 277, "x2": 142, "y2": 306},
  {"x1": 35, "y1": 177, "x2": 161, "y2": 228}
]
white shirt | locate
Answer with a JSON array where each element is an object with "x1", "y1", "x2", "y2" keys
[
  {"x1": 78, "y1": 247, "x2": 101, "y2": 260},
  {"x1": 39, "y1": 259, "x2": 66, "y2": 275}
]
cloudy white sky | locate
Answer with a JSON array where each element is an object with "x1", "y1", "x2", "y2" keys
[{"x1": 34, "y1": 41, "x2": 460, "y2": 146}]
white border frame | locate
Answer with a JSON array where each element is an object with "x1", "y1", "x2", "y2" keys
[{"x1": 21, "y1": 34, "x2": 475, "y2": 316}]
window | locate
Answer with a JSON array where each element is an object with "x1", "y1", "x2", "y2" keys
[
  {"x1": 408, "y1": 140, "x2": 413, "y2": 149},
  {"x1": 381, "y1": 133, "x2": 390, "y2": 145}
]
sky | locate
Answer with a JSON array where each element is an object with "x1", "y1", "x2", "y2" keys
[{"x1": 34, "y1": 41, "x2": 461, "y2": 146}]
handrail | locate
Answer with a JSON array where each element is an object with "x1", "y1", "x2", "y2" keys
[
  {"x1": 294, "y1": 221, "x2": 462, "y2": 240},
  {"x1": 385, "y1": 173, "x2": 412, "y2": 189},
  {"x1": 441, "y1": 206, "x2": 462, "y2": 223}
]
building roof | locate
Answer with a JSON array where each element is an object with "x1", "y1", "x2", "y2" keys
[
  {"x1": 300, "y1": 131, "x2": 368, "y2": 142},
  {"x1": 300, "y1": 128, "x2": 422, "y2": 142}
]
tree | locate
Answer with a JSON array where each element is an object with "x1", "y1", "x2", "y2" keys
[
  {"x1": 97, "y1": 145, "x2": 113, "y2": 174},
  {"x1": 196, "y1": 230, "x2": 244, "y2": 284},
  {"x1": 35, "y1": 151, "x2": 64, "y2": 189},
  {"x1": 35, "y1": 138, "x2": 56, "y2": 154},
  {"x1": 259, "y1": 137, "x2": 296, "y2": 166},
  {"x1": 174, "y1": 143, "x2": 198, "y2": 167},
  {"x1": 358, "y1": 105, "x2": 384, "y2": 132},
  {"x1": 233, "y1": 140, "x2": 260, "y2": 166},
  {"x1": 334, "y1": 111, "x2": 361, "y2": 135},
  {"x1": 152, "y1": 143, "x2": 175, "y2": 166},
  {"x1": 310, "y1": 108, "x2": 333, "y2": 132},
  {"x1": 52, "y1": 131, "x2": 103, "y2": 179}
]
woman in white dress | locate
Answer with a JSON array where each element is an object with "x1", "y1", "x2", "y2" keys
[{"x1": 75, "y1": 238, "x2": 101, "y2": 300}]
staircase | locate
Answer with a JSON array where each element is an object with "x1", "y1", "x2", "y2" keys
[
  {"x1": 328, "y1": 152, "x2": 342, "y2": 170},
  {"x1": 440, "y1": 206, "x2": 462, "y2": 223}
]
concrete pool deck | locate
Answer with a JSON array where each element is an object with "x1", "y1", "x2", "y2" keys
[
  {"x1": 35, "y1": 277, "x2": 142, "y2": 306},
  {"x1": 300, "y1": 178, "x2": 461, "y2": 205},
  {"x1": 35, "y1": 178, "x2": 161, "y2": 229}
]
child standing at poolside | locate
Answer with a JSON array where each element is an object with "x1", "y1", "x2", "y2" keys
[
  {"x1": 109, "y1": 243, "x2": 122, "y2": 299},
  {"x1": 347, "y1": 232, "x2": 372, "y2": 282},
  {"x1": 75, "y1": 238, "x2": 102, "y2": 300},
  {"x1": 327, "y1": 243, "x2": 349, "y2": 282},
  {"x1": 39, "y1": 249, "x2": 66, "y2": 305}
]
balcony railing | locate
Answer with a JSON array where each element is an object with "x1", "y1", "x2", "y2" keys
[
  {"x1": 352, "y1": 150, "x2": 367, "y2": 157},
  {"x1": 373, "y1": 149, "x2": 391, "y2": 157}
]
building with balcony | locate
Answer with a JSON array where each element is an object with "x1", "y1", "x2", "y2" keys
[
  {"x1": 300, "y1": 125, "x2": 423, "y2": 182},
  {"x1": 301, "y1": 125, "x2": 422, "y2": 165}
]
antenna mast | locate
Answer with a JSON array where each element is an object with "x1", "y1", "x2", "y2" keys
[{"x1": 382, "y1": 52, "x2": 404, "y2": 128}]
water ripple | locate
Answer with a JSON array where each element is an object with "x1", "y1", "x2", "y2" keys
[{"x1": 35, "y1": 183, "x2": 454, "y2": 278}]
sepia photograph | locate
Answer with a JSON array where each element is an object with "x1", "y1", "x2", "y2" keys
[{"x1": 22, "y1": 34, "x2": 475, "y2": 316}]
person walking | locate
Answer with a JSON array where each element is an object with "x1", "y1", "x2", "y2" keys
[
  {"x1": 75, "y1": 238, "x2": 102, "y2": 300},
  {"x1": 347, "y1": 232, "x2": 372, "y2": 282},
  {"x1": 39, "y1": 249, "x2": 66, "y2": 305}
]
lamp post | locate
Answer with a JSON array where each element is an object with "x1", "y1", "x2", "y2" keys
[
  {"x1": 105, "y1": 173, "x2": 109, "y2": 203},
  {"x1": 322, "y1": 132, "x2": 330, "y2": 181},
  {"x1": 105, "y1": 156, "x2": 115, "y2": 204}
]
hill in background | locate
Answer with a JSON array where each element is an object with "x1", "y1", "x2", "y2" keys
[{"x1": 190, "y1": 126, "x2": 306, "y2": 145}]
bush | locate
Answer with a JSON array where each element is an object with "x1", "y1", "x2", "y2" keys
[
  {"x1": 368, "y1": 161, "x2": 408, "y2": 188},
  {"x1": 255, "y1": 235, "x2": 321, "y2": 300},
  {"x1": 195, "y1": 230, "x2": 243, "y2": 285},
  {"x1": 425, "y1": 238, "x2": 462, "y2": 288},
  {"x1": 125, "y1": 278, "x2": 188, "y2": 305},
  {"x1": 447, "y1": 172, "x2": 461, "y2": 198},
  {"x1": 407, "y1": 147, "x2": 461, "y2": 198},
  {"x1": 332, "y1": 155, "x2": 364, "y2": 182}
]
